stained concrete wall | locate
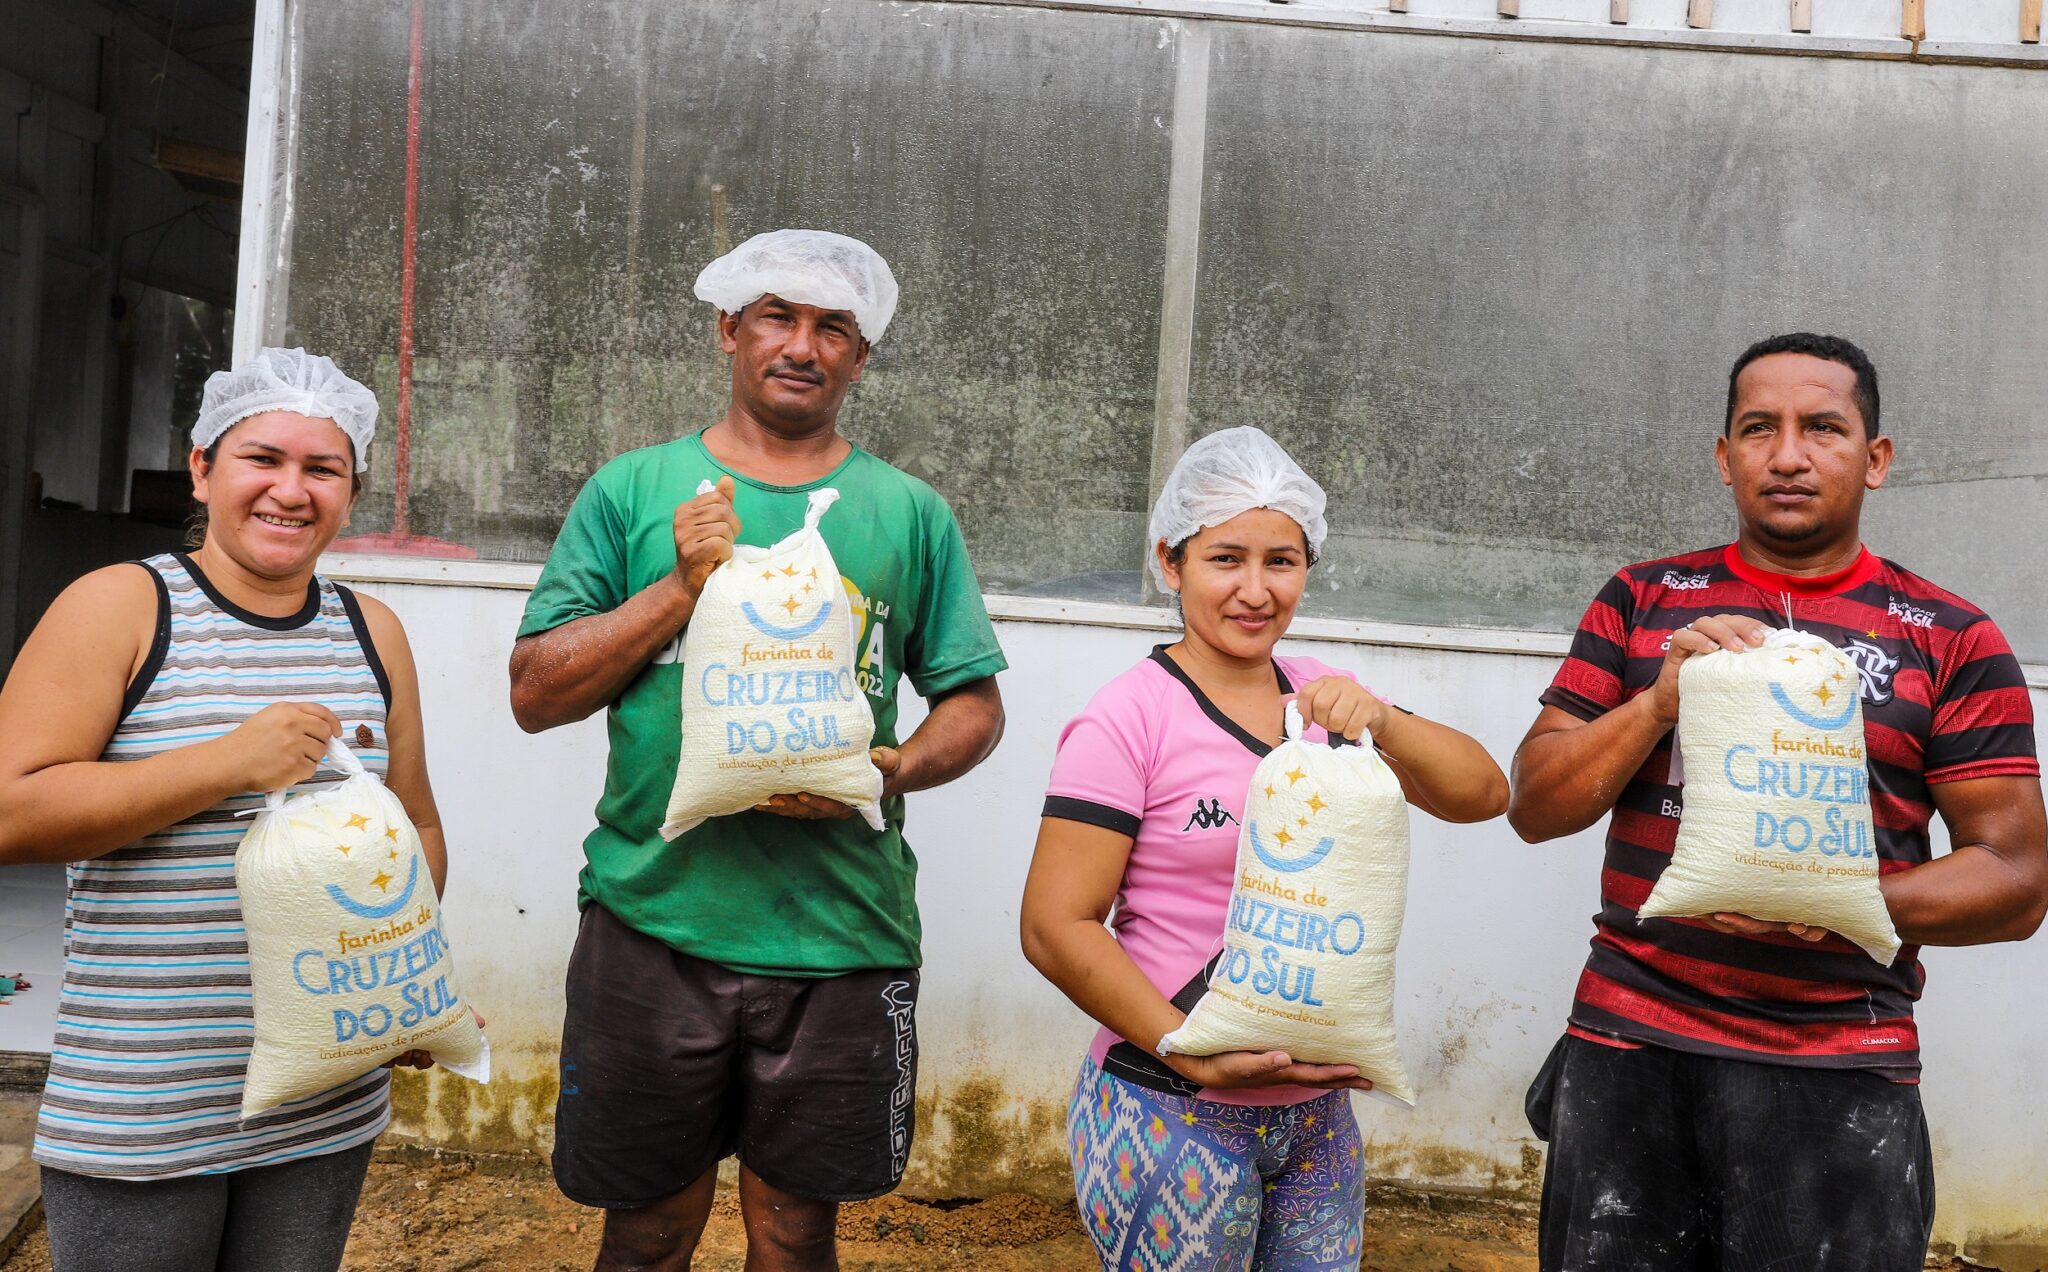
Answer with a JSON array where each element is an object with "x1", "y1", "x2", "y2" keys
[
  {"x1": 343, "y1": 571, "x2": 2048, "y2": 1255},
  {"x1": 273, "y1": 0, "x2": 2048, "y2": 657}
]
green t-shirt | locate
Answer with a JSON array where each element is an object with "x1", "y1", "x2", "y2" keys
[{"x1": 518, "y1": 433, "x2": 1007, "y2": 975}]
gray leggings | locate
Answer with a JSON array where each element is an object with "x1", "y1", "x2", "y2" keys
[{"x1": 39, "y1": 1142, "x2": 373, "y2": 1272}]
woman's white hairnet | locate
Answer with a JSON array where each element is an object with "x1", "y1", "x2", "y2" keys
[
  {"x1": 693, "y1": 229, "x2": 900, "y2": 344},
  {"x1": 1147, "y1": 426, "x2": 1328, "y2": 592},
  {"x1": 192, "y1": 348, "x2": 379, "y2": 472}
]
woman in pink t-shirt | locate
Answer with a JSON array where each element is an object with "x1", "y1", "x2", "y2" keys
[{"x1": 1021, "y1": 428, "x2": 1507, "y2": 1271}]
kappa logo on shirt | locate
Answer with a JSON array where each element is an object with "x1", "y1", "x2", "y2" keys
[
  {"x1": 1841, "y1": 638, "x2": 1900, "y2": 706},
  {"x1": 1181, "y1": 798, "x2": 1241, "y2": 832}
]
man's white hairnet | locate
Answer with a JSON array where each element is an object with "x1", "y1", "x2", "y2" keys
[
  {"x1": 693, "y1": 229, "x2": 899, "y2": 344},
  {"x1": 1147, "y1": 426, "x2": 1329, "y2": 592},
  {"x1": 192, "y1": 348, "x2": 379, "y2": 472}
]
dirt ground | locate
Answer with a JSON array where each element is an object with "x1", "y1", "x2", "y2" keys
[
  {"x1": 1, "y1": 1152, "x2": 1540, "y2": 1272},
  {"x1": 0, "y1": 1156, "x2": 2020, "y2": 1270}
]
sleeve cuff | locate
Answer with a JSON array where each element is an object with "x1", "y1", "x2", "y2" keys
[
  {"x1": 1924, "y1": 758, "x2": 2042, "y2": 785},
  {"x1": 1042, "y1": 796, "x2": 1141, "y2": 837},
  {"x1": 1539, "y1": 686, "x2": 1609, "y2": 723},
  {"x1": 910, "y1": 650, "x2": 1010, "y2": 699}
]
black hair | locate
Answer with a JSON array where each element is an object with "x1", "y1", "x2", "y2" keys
[
  {"x1": 1724, "y1": 333, "x2": 1880, "y2": 438},
  {"x1": 182, "y1": 440, "x2": 221, "y2": 550}
]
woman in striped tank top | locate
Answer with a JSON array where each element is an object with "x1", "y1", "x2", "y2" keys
[{"x1": 0, "y1": 349, "x2": 458, "y2": 1272}]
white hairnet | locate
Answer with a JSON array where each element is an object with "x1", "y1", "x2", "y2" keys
[
  {"x1": 192, "y1": 348, "x2": 379, "y2": 472},
  {"x1": 1147, "y1": 426, "x2": 1329, "y2": 592},
  {"x1": 693, "y1": 229, "x2": 899, "y2": 344}
]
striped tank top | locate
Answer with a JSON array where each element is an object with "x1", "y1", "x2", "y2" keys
[{"x1": 33, "y1": 553, "x2": 395, "y2": 1179}]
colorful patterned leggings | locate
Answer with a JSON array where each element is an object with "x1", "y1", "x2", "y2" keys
[{"x1": 1068, "y1": 1056, "x2": 1368, "y2": 1272}]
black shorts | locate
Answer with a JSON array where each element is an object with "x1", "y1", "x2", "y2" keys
[
  {"x1": 552, "y1": 903, "x2": 919, "y2": 1207},
  {"x1": 1526, "y1": 1034, "x2": 1934, "y2": 1272}
]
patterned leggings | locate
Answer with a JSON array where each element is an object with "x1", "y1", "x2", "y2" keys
[{"x1": 1068, "y1": 1056, "x2": 1368, "y2": 1272}]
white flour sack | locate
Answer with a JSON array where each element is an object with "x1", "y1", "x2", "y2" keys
[
  {"x1": 1159, "y1": 704, "x2": 1416, "y2": 1106},
  {"x1": 661, "y1": 485, "x2": 883, "y2": 839},
  {"x1": 236, "y1": 740, "x2": 489, "y2": 1118},
  {"x1": 1638, "y1": 628, "x2": 1900, "y2": 965}
]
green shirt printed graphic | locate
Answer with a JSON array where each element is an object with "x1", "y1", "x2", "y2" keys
[{"x1": 518, "y1": 433, "x2": 1007, "y2": 976}]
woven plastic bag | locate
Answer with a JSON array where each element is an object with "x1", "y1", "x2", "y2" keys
[
  {"x1": 1159, "y1": 704, "x2": 1416, "y2": 1105},
  {"x1": 661, "y1": 485, "x2": 884, "y2": 839},
  {"x1": 1638, "y1": 628, "x2": 1900, "y2": 965},
  {"x1": 236, "y1": 740, "x2": 489, "y2": 1118}
]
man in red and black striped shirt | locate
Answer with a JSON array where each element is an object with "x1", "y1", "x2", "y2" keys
[{"x1": 1509, "y1": 333, "x2": 2046, "y2": 1272}]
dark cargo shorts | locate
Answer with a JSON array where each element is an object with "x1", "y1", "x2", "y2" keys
[{"x1": 552, "y1": 903, "x2": 919, "y2": 1208}]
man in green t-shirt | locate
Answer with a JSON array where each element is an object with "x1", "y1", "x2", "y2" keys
[{"x1": 509, "y1": 230, "x2": 1007, "y2": 1272}]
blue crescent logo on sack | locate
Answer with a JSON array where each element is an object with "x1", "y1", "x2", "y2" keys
[
  {"x1": 1768, "y1": 681, "x2": 1857, "y2": 731},
  {"x1": 324, "y1": 856, "x2": 420, "y2": 920},
  {"x1": 1248, "y1": 823, "x2": 1336, "y2": 873},
  {"x1": 740, "y1": 600, "x2": 836, "y2": 642}
]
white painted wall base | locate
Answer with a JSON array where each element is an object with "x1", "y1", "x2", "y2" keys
[{"x1": 358, "y1": 574, "x2": 2048, "y2": 1245}]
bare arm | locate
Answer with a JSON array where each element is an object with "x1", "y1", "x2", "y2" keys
[
  {"x1": 508, "y1": 477, "x2": 740, "y2": 733},
  {"x1": 508, "y1": 574, "x2": 697, "y2": 733},
  {"x1": 1290, "y1": 676, "x2": 1506, "y2": 822},
  {"x1": 755, "y1": 675, "x2": 1007, "y2": 818},
  {"x1": 886, "y1": 676, "x2": 1004, "y2": 796},
  {"x1": 361, "y1": 592, "x2": 486, "y2": 1072},
  {"x1": 1020, "y1": 819, "x2": 1189, "y2": 1058},
  {"x1": 1881, "y1": 776, "x2": 2048, "y2": 946},
  {"x1": 355, "y1": 593, "x2": 449, "y2": 896},
  {"x1": 1508, "y1": 613, "x2": 1769, "y2": 843},
  {"x1": 0, "y1": 567, "x2": 339, "y2": 863},
  {"x1": 1019, "y1": 816, "x2": 1368, "y2": 1090}
]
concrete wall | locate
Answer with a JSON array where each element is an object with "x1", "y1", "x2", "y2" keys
[
  {"x1": 348, "y1": 571, "x2": 2048, "y2": 1253},
  {"x1": 271, "y1": 0, "x2": 2048, "y2": 661}
]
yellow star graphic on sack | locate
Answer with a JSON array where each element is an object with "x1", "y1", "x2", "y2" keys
[
  {"x1": 781, "y1": 564, "x2": 799, "y2": 577},
  {"x1": 344, "y1": 813, "x2": 370, "y2": 831},
  {"x1": 781, "y1": 595, "x2": 801, "y2": 615},
  {"x1": 1813, "y1": 684, "x2": 1835, "y2": 706},
  {"x1": 370, "y1": 869, "x2": 394, "y2": 892},
  {"x1": 1285, "y1": 767, "x2": 1306, "y2": 785},
  {"x1": 1307, "y1": 793, "x2": 1326, "y2": 813}
]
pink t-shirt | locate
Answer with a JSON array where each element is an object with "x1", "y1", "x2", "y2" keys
[{"x1": 1043, "y1": 646, "x2": 1380, "y2": 1106}]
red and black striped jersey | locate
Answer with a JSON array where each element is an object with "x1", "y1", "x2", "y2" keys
[{"x1": 1541, "y1": 543, "x2": 2038, "y2": 1080}]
